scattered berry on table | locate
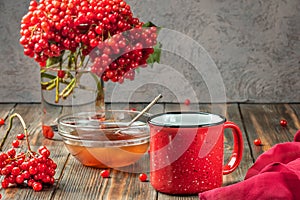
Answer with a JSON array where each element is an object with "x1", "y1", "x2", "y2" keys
[
  {"x1": 184, "y1": 99, "x2": 191, "y2": 106},
  {"x1": 0, "y1": 118, "x2": 5, "y2": 126},
  {"x1": 253, "y1": 138, "x2": 262, "y2": 146},
  {"x1": 139, "y1": 173, "x2": 148, "y2": 182},
  {"x1": 100, "y1": 170, "x2": 110, "y2": 178},
  {"x1": 280, "y1": 119, "x2": 287, "y2": 127},
  {"x1": 42, "y1": 125, "x2": 54, "y2": 139}
]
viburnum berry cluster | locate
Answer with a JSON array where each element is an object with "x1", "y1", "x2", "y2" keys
[
  {"x1": 0, "y1": 113, "x2": 57, "y2": 192},
  {"x1": 20, "y1": 0, "x2": 160, "y2": 83}
]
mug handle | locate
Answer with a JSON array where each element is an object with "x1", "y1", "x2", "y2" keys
[{"x1": 223, "y1": 121, "x2": 244, "y2": 175}]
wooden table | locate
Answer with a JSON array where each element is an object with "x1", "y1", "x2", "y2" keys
[{"x1": 0, "y1": 103, "x2": 299, "y2": 200}]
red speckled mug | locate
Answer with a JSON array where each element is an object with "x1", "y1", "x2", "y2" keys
[{"x1": 148, "y1": 112, "x2": 243, "y2": 195}]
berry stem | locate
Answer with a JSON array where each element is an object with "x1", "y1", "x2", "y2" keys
[
  {"x1": 0, "y1": 113, "x2": 33, "y2": 154},
  {"x1": 59, "y1": 78, "x2": 76, "y2": 98},
  {"x1": 46, "y1": 77, "x2": 57, "y2": 90}
]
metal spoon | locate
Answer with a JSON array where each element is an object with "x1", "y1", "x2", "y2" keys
[{"x1": 115, "y1": 94, "x2": 162, "y2": 133}]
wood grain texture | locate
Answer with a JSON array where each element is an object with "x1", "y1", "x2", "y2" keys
[
  {"x1": 102, "y1": 170, "x2": 157, "y2": 200},
  {"x1": 0, "y1": 103, "x2": 298, "y2": 199},
  {"x1": 0, "y1": 104, "x2": 16, "y2": 143},
  {"x1": 239, "y1": 104, "x2": 299, "y2": 160},
  {"x1": 53, "y1": 156, "x2": 107, "y2": 200},
  {"x1": 290, "y1": 104, "x2": 300, "y2": 135}
]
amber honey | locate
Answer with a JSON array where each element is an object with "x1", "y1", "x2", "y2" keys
[{"x1": 65, "y1": 132, "x2": 149, "y2": 168}]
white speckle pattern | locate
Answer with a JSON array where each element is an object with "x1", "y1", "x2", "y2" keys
[{"x1": 150, "y1": 124, "x2": 225, "y2": 194}]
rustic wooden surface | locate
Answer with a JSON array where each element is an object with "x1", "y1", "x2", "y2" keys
[{"x1": 0, "y1": 103, "x2": 299, "y2": 200}]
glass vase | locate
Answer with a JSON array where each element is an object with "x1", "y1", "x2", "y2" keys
[{"x1": 41, "y1": 68, "x2": 105, "y2": 140}]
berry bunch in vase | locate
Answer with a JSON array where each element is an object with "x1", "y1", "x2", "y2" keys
[{"x1": 19, "y1": 0, "x2": 161, "y2": 139}]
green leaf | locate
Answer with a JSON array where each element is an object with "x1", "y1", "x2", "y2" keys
[
  {"x1": 142, "y1": 21, "x2": 162, "y2": 32},
  {"x1": 46, "y1": 56, "x2": 62, "y2": 68},
  {"x1": 147, "y1": 42, "x2": 162, "y2": 66},
  {"x1": 142, "y1": 21, "x2": 162, "y2": 66}
]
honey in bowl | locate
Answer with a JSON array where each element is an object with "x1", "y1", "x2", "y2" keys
[
  {"x1": 65, "y1": 132, "x2": 149, "y2": 168},
  {"x1": 58, "y1": 111, "x2": 150, "y2": 169}
]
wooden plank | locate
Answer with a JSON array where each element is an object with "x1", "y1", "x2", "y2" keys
[
  {"x1": 0, "y1": 104, "x2": 16, "y2": 143},
  {"x1": 52, "y1": 156, "x2": 107, "y2": 200},
  {"x1": 156, "y1": 103, "x2": 252, "y2": 199},
  {"x1": 239, "y1": 104, "x2": 299, "y2": 160},
  {"x1": 102, "y1": 169, "x2": 157, "y2": 200},
  {"x1": 289, "y1": 104, "x2": 300, "y2": 138},
  {"x1": 53, "y1": 145, "x2": 157, "y2": 200},
  {"x1": 0, "y1": 104, "x2": 70, "y2": 200},
  {"x1": 1, "y1": 103, "x2": 295, "y2": 200}
]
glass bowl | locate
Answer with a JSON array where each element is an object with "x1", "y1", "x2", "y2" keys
[{"x1": 58, "y1": 110, "x2": 150, "y2": 168}]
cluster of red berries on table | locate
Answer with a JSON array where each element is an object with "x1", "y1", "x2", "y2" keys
[
  {"x1": 0, "y1": 113, "x2": 57, "y2": 192},
  {"x1": 20, "y1": 0, "x2": 159, "y2": 83},
  {"x1": 0, "y1": 145, "x2": 56, "y2": 192}
]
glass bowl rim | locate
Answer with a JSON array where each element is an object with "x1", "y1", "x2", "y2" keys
[{"x1": 57, "y1": 110, "x2": 151, "y2": 142}]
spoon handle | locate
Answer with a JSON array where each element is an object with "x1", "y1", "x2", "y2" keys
[{"x1": 127, "y1": 94, "x2": 162, "y2": 127}]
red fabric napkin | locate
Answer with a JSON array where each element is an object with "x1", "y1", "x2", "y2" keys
[{"x1": 199, "y1": 130, "x2": 300, "y2": 200}]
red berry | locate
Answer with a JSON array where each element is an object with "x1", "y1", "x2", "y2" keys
[
  {"x1": 100, "y1": 169, "x2": 110, "y2": 178},
  {"x1": 22, "y1": 171, "x2": 30, "y2": 179},
  {"x1": 29, "y1": 166, "x2": 38, "y2": 175},
  {"x1": 11, "y1": 167, "x2": 21, "y2": 176},
  {"x1": 7, "y1": 148, "x2": 16, "y2": 158},
  {"x1": 42, "y1": 125, "x2": 54, "y2": 139},
  {"x1": 0, "y1": 118, "x2": 5, "y2": 126},
  {"x1": 184, "y1": 99, "x2": 191, "y2": 106},
  {"x1": 57, "y1": 70, "x2": 65, "y2": 78},
  {"x1": 254, "y1": 139, "x2": 262, "y2": 146},
  {"x1": 39, "y1": 146, "x2": 50, "y2": 158},
  {"x1": 1, "y1": 179, "x2": 9, "y2": 189},
  {"x1": 32, "y1": 182, "x2": 43, "y2": 191},
  {"x1": 280, "y1": 119, "x2": 287, "y2": 127},
  {"x1": 17, "y1": 133, "x2": 25, "y2": 140},
  {"x1": 139, "y1": 173, "x2": 147, "y2": 182},
  {"x1": 1, "y1": 168, "x2": 10, "y2": 176},
  {"x1": 12, "y1": 140, "x2": 20, "y2": 148},
  {"x1": 27, "y1": 179, "x2": 34, "y2": 187},
  {"x1": 16, "y1": 174, "x2": 24, "y2": 184}
]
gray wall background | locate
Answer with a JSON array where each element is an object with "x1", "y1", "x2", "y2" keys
[{"x1": 0, "y1": 0, "x2": 299, "y2": 103}]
